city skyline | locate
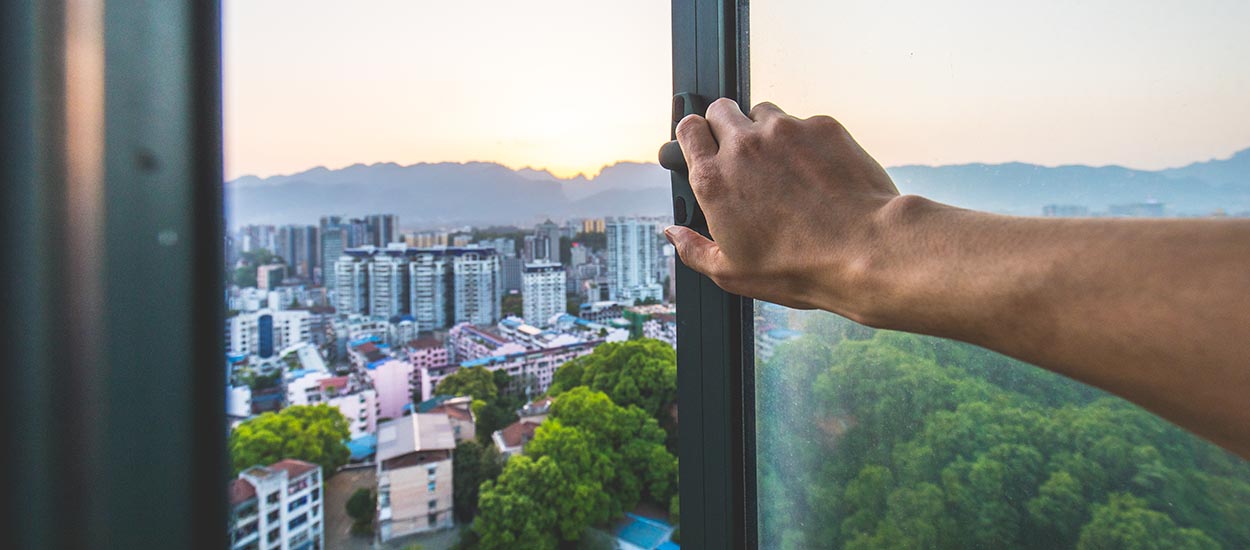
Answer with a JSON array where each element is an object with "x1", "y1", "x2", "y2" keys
[{"x1": 226, "y1": 0, "x2": 1250, "y2": 180}]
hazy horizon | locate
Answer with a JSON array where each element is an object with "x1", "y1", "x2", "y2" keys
[{"x1": 226, "y1": 0, "x2": 1250, "y2": 180}]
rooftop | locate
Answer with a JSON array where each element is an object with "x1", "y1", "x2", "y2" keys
[
  {"x1": 229, "y1": 478, "x2": 256, "y2": 506},
  {"x1": 268, "y1": 458, "x2": 318, "y2": 479},
  {"x1": 496, "y1": 419, "x2": 540, "y2": 448},
  {"x1": 377, "y1": 413, "x2": 457, "y2": 462}
]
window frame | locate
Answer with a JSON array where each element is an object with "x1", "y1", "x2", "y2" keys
[
  {"x1": 2, "y1": 0, "x2": 226, "y2": 547},
  {"x1": 670, "y1": 0, "x2": 757, "y2": 548}
]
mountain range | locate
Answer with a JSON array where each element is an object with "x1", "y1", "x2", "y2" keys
[{"x1": 225, "y1": 148, "x2": 1250, "y2": 228}]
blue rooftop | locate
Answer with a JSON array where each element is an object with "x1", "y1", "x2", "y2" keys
[
  {"x1": 416, "y1": 395, "x2": 454, "y2": 412},
  {"x1": 349, "y1": 335, "x2": 382, "y2": 347},
  {"x1": 614, "y1": 514, "x2": 674, "y2": 550},
  {"x1": 346, "y1": 434, "x2": 376, "y2": 461},
  {"x1": 657, "y1": 543, "x2": 680, "y2": 550}
]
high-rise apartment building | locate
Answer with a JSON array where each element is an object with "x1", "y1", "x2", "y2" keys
[
  {"x1": 500, "y1": 256, "x2": 523, "y2": 293},
  {"x1": 605, "y1": 217, "x2": 664, "y2": 303},
  {"x1": 522, "y1": 262, "x2": 565, "y2": 327},
  {"x1": 533, "y1": 219, "x2": 561, "y2": 261},
  {"x1": 366, "y1": 214, "x2": 399, "y2": 247},
  {"x1": 369, "y1": 246, "x2": 409, "y2": 319},
  {"x1": 319, "y1": 216, "x2": 345, "y2": 285},
  {"x1": 276, "y1": 225, "x2": 318, "y2": 279},
  {"x1": 409, "y1": 250, "x2": 453, "y2": 331},
  {"x1": 453, "y1": 248, "x2": 502, "y2": 326},
  {"x1": 334, "y1": 253, "x2": 369, "y2": 315}
]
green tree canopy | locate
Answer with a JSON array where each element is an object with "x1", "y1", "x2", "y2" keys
[
  {"x1": 473, "y1": 388, "x2": 677, "y2": 547},
  {"x1": 452, "y1": 439, "x2": 504, "y2": 522},
  {"x1": 548, "y1": 339, "x2": 677, "y2": 422},
  {"x1": 346, "y1": 488, "x2": 375, "y2": 523},
  {"x1": 434, "y1": 365, "x2": 498, "y2": 402},
  {"x1": 228, "y1": 404, "x2": 350, "y2": 476},
  {"x1": 1077, "y1": 493, "x2": 1218, "y2": 550}
]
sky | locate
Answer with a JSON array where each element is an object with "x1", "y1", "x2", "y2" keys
[{"x1": 224, "y1": 0, "x2": 1250, "y2": 181}]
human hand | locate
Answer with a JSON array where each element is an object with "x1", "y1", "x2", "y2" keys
[{"x1": 665, "y1": 99, "x2": 902, "y2": 317}]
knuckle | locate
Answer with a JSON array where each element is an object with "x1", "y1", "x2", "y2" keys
[
  {"x1": 807, "y1": 114, "x2": 844, "y2": 132},
  {"x1": 675, "y1": 115, "x2": 704, "y2": 138},
  {"x1": 727, "y1": 131, "x2": 764, "y2": 154}
]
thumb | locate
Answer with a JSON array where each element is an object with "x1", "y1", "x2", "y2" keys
[{"x1": 664, "y1": 225, "x2": 723, "y2": 277}]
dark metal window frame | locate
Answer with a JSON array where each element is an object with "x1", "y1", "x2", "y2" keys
[
  {"x1": 671, "y1": 0, "x2": 757, "y2": 548},
  {"x1": 3, "y1": 0, "x2": 226, "y2": 547}
]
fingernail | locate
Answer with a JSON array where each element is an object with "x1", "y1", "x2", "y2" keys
[{"x1": 663, "y1": 226, "x2": 677, "y2": 245}]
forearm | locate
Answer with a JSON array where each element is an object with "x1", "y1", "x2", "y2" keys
[{"x1": 843, "y1": 195, "x2": 1250, "y2": 457}]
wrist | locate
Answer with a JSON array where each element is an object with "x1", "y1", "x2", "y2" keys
[{"x1": 822, "y1": 194, "x2": 946, "y2": 330}]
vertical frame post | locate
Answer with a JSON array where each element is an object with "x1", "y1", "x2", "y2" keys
[{"x1": 671, "y1": 0, "x2": 756, "y2": 548}]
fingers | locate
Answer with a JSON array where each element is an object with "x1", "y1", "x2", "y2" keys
[
  {"x1": 675, "y1": 114, "x2": 717, "y2": 166},
  {"x1": 664, "y1": 225, "x2": 725, "y2": 279},
  {"x1": 705, "y1": 97, "x2": 751, "y2": 139},
  {"x1": 748, "y1": 101, "x2": 787, "y2": 122}
]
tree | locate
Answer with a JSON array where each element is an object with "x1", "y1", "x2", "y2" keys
[
  {"x1": 548, "y1": 340, "x2": 677, "y2": 421},
  {"x1": 473, "y1": 388, "x2": 677, "y2": 547},
  {"x1": 453, "y1": 439, "x2": 504, "y2": 522},
  {"x1": 228, "y1": 404, "x2": 350, "y2": 475},
  {"x1": 435, "y1": 366, "x2": 498, "y2": 403},
  {"x1": 232, "y1": 248, "x2": 279, "y2": 288},
  {"x1": 346, "y1": 488, "x2": 376, "y2": 535},
  {"x1": 1077, "y1": 493, "x2": 1218, "y2": 550}
]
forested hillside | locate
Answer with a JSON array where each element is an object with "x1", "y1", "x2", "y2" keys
[{"x1": 757, "y1": 315, "x2": 1250, "y2": 549}]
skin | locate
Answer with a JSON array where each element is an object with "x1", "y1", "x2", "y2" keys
[{"x1": 666, "y1": 98, "x2": 1250, "y2": 459}]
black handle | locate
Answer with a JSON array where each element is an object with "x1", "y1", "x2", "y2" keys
[{"x1": 664, "y1": 93, "x2": 708, "y2": 233}]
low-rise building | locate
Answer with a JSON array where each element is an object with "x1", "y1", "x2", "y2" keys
[
  {"x1": 492, "y1": 418, "x2": 541, "y2": 459},
  {"x1": 286, "y1": 370, "x2": 380, "y2": 439},
  {"x1": 229, "y1": 459, "x2": 324, "y2": 550},
  {"x1": 377, "y1": 414, "x2": 457, "y2": 541}
]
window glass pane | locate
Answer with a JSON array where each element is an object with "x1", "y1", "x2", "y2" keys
[
  {"x1": 753, "y1": 2, "x2": 1250, "y2": 548},
  {"x1": 222, "y1": 1, "x2": 680, "y2": 548}
]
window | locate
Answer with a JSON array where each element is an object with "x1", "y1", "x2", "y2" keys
[
  {"x1": 287, "y1": 513, "x2": 307, "y2": 531},
  {"x1": 287, "y1": 495, "x2": 307, "y2": 512},
  {"x1": 265, "y1": 492, "x2": 279, "y2": 505},
  {"x1": 428, "y1": 499, "x2": 437, "y2": 510},
  {"x1": 266, "y1": 510, "x2": 278, "y2": 524},
  {"x1": 427, "y1": 481, "x2": 435, "y2": 493},
  {"x1": 267, "y1": 528, "x2": 279, "y2": 543},
  {"x1": 310, "y1": 488, "x2": 319, "y2": 502},
  {"x1": 748, "y1": 1, "x2": 1250, "y2": 549}
]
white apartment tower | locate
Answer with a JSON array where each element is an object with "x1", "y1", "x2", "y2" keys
[
  {"x1": 334, "y1": 253, "x2": 369, "y2": 315},
  {"x1": 605, "y1": 217, "x2": 664, "y2": 303},
  {"x1": 452, "y1": 249, "x2": 502, "y2": 326},
  {"x1": 369, "y1": 247, "x2": 409, "y2": 319},
  {"x1": 410, "y1": 250, "x2": 452, "y2": 330},
  {"x1": 522, "y1": 262, "x2": 565, "y2": 327}
]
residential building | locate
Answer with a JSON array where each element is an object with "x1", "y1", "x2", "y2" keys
[
  {"x1": 451, "y1": 248, "x2": 502, "y2": 326},
  {"x1": 368, "y1": 248, "x2": 409, "y2": 319},
  {"x1": 409, "y1": 249, "x2": 452, "y2": 330},
  {"x1": 533, "y1": 219, "x2": 561, "y2": 261},
  {"x1": 229, "y1": 459, "x2": 324, "y2": 550},
  {"x1": 522, "y1": 261, "x2": 566, "y2": 327},
  {"x1": 447, "y1": 323, "x2": 526, "y2": 363},
  {"x1": 318, "y1": 217, "x2": 345, "y2": 285},
  {"x1": 286, "y1": 370, "x2": 379, "y2": 439},
  {"x1": 492, "y1": 418, "x2": 540, "y2": 459},
  {"x1": 276, "y1": 224, "x2": 318, "y2": 279},
  {"x1": 256, "y1": 264, "x2": 287, "y2": 291},
  {"x1": 377, "y1": 414, "x2": 457, "y2": 540},
  {"x1": 578, "y1": 301, "x2": 625, "y2": 324},
  {"x1": 407, "y1": 336, "x2": 451, "y2": 403},
  {"x1": 605, "y1": 217, "x2": 664, "y2": 303},
  {"x1": 333, "y1": 253, "x2": 369, "y2": 315},
  {"x1": 388, "y1": 315, "x2": 418, "y2": 347},
  {"x1": 366, "y1": 358, "x2": 415, "y2": 420},
  {"x1": 581, "y1": 218, "x2": 605, "y2": 234},
  {"x1": 366, "y1": 214, "x2": 399, "y2": 247},
  {"x1": 227, "y1": 309, "x2": 310, "y2": 359},
  {"x1": 425, "y1": 396, "x2": 476, "y2": 443}
]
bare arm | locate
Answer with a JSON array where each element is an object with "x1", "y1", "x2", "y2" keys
[{"x1": 666, "y1": 98, "x2": 1250, "y2": 458}]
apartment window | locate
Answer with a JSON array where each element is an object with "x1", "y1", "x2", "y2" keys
[
  {"x1": 267, "y1": 528, "x2": 278, "y2": 543},
  {"x1": 287, "y1": 513, "x2": 307, "y2": 531},
  {"x1": 427, "y1": 481, "x2": 435, "y2": 493},
  {"x1": 310, "y1": 488, "x2": 319, "y2": 502},
  {"x1": 428, "y1": 513, "x2": 438, "y2": 526},
  {"x1": 266, "y1": 510, "x2": 278, "y2": 524},
  {"x1": 265, "y1": 492, "x2": 279, "y2": 506},
  {"x1": 428, "y1": 499, "x2": 437, "y2": 510},
  {"x1": 287, "y1": 495, "x2": 307, "y2": 512}
]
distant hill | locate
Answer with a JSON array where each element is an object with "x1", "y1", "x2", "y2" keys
[{"x1": 224, "y1": 148, "x2": 1250, "y2": 227}]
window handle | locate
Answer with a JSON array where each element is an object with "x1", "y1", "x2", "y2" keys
[{"x1": 661, "y1": 93, "x2": 710, "y2": 234}]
